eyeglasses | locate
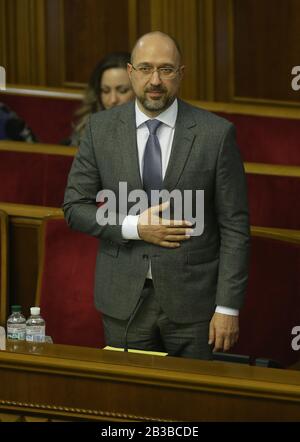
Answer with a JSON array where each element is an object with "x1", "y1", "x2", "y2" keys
[{"x1": 131, "y1": 65, "x2": 180, "y2": 79}]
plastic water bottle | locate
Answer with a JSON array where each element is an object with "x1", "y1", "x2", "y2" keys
[
  {"x1": 7, "y1": 305, "x2": 26, "y2": 340},
  {"x1": 0, "y1": 326, "x2": 6, "y2": 350},
  {"x1": 26, "y1": 307, "x2": 46, "y2": 343}
]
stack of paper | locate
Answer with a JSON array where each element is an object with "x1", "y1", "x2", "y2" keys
[{"x1": 103, "y1": 346, "x2": 168, "y2": 356}]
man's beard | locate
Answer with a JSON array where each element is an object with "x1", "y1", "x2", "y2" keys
[{"x1": 138, "y1": 87, "x2": 174, "y2": 112}]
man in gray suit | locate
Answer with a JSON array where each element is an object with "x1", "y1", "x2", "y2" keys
[{"x1": 64, "y1": 32, "x2": 250, "y2": 359}]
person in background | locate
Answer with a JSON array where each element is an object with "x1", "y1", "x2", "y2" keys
[
  {"x1": 70, "y1": 52, "x2": 134, "y2": 146},
  {"x1": 0, "y1": 102, "x2": 37, "y2": 142}
]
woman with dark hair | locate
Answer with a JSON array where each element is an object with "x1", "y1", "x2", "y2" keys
[{"x1": 70, "y1": 52, "x2": 134, "y2": 145}]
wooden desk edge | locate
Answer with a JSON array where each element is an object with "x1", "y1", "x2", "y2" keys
[{"x1": 0, "y1": 347, "x2": 300, "y2": 403}]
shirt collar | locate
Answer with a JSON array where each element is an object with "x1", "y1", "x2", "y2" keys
[{"x1": 135, "y1": 98, "x2": 178, "y2": 129}]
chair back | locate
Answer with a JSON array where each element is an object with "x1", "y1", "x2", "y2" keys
[
  {"x1": 36, "y1": 216, "x2": 105, "y2": 348},
  {"x1": 232, "y1": 231, "x2": 300, "y2": 367}
]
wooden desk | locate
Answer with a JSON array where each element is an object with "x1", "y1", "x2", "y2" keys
[{"x1": 0, "y1": 342, "x2": 299, "y2": 422}]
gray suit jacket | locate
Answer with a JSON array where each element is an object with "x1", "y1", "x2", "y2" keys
[{"x1": 63, "y1": 99, "x2": 250, "y2": 323}]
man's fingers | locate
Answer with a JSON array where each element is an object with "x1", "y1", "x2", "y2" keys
[
  {"x1": 164, "y1": 235, "x2": 191, "y2": 242},
  {"x1": 213, "y1": 331, "x2": 239, "y2": 352},
  {"x1": 213, "y1": 337, "x2": 224, "y2": 352},
  {"x1": 168, "y1": 219, "x2": 193, "y2": 227},
  {"x1": 230, "y1": 332, "x2": 239, "y2": 349},
  {"x1": 223, "y1": 337, "x2": 232, "y2": 352},
  {"x1": 150, "y1": 201, "x2": 192, "y2": 227},
  {"x1": 208, "y1": 322, "x2": 215, "y2": 346},
  {"x1": 160, "y1": 241, "x2": 181, "y2": 248},
  {"x1": 166, "y1": 228, "x2": 193, "y2": 235},
  {"x1": 209, "y1": 313, "x2": 239, "y2": 352}
]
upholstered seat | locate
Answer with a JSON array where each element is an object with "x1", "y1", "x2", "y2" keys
[
  {"x1": 246, "y1": 174, "x2": 300, "y2": 229},
  {"x1": 36, "y1": 216, "x2": 105, "y2": 348},
  {"x1": 232, "y1": 232, "x2": 300, "y2": 367},
  {"x1": 0, "y1": 147, "x2": 74, "y2": 207}
]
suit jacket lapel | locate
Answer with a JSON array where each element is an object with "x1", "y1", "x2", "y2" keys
[
  {"x1": 163, "y1": 99, "x2": 196, "y2": 191},
  {"x1": 116, "y1": 100, "x2": 196, "y2": 193},
  {"x1": 118, "y1": 102, "x2": 143, "y2": 190}
]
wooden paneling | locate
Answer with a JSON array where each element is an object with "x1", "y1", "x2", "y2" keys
[
  {"x1": 251, "y1": 226, "x2": 300, "y2": 245},
  {"x1": 0, "y1": 413, "x2": 55, "y2": 422},
  {"x1": 128, "y1": 0, "x2": 138, "y2": 49},
  {"x1": 63, "y1": 0, "x2": 130, "y2": 87},
  {"x1": 188, "y1": 99, "x2": 300, "y2": 119},
  {"x1": 214, "y1": 0, "x2": 300, "y2": 105},
  {"x1": 45, "y1": 0, "x2": 65, "y2": 87},
  {"x1": 233, "y1": 0, "x2": 300, "y2": 104},
  {"x1": 199, "y1": 0, "x2": 215, "y2": 101},
  {"x1": 0, "y1": 1, "x2": 7, "y2": 70},
  {"x1": 9, "y1": 219, "x2": 40, "y2": 318},
  {"x1": 0, "y1": 342, "x2": 300, "y2": 421},
  {"x1": 0, "y1": 204, "x2": 63, "y2": 319},
  {"x1": 214, "y1": 0, "x2": 234, "y2": 102},
  {"x1": 0, "y1": 0, "x2": 46, "y2": 86},
  {"x1": 45, "y1": 0, "x2": 211, "y2": 98},
  {"x1": 135, "y1": 0, "x2": 151, "y2": 39},
  {"x1": 1, "y1": 1, "x2": 300, "y2": 110},
  {"x1": 1, "y1": 0, "x2": 215, "y2": 99},
  {"x1": 0, "y1": 140, "x2": 77, "y2": 156}
]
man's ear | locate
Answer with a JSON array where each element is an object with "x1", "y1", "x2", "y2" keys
[
  {"x1": 179, "y1": 65, "x2": 185, "y2": 80},
  {"x1": 127, "y1": 63, "x2": 133, "y2": 78}
]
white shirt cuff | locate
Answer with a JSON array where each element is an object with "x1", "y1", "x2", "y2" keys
[
  {"x1": 215, "y1": 306, "x2": 239, "y2": 316},
  {"x1": 122, "y1": 215, "x2": 140, "y2": 240}
]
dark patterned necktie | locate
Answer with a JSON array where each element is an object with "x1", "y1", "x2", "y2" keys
[{"x1": 143, "y1": 119, "x2": 163, "y2": 205}]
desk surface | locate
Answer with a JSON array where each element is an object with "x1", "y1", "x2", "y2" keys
[
  {"x1": 0, "y1": 341, "x2": 300, "y2": 421},
  {"x1": 2, "y1": 340, "x2": 300, "y2": 385}
]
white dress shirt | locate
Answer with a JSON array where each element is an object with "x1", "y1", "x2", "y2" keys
[{"x1": 121, "y1": 99, "x2": 238, "y2": 316}]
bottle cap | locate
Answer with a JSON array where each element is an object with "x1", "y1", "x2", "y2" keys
[
  {"x1": 11, "y1": 305, "x2": 22, "y2": 313},
  {"x1": 30, "y1": 307, "x2": 40, "y2": 316}
]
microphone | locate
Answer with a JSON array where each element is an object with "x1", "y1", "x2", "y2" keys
[
  {"x1": 5, "y1": 117, "x2": 37, "y2": 142},
  {"x1": 123, "y1": 281, "x2": 151, "y2": 352}
]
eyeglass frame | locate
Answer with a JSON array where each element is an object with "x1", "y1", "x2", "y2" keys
[{"x1": 129, "y1": 63, "x2": 182, "y2": 79}]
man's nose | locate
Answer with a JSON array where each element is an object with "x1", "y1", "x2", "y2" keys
[{"x1": 149, "y1": 70, "x2": 162, "y2": 86}]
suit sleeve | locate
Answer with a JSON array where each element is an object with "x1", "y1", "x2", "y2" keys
[
  {"x1": 214, "y1": 124, "x2": 250, "y2": 309},
  {"x1": 63, "y1": 116, "x2": 128, "y2": 246}
]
